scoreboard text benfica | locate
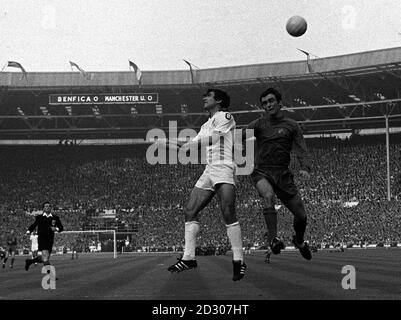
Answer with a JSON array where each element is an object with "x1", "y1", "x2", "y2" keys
[{"x1": 49, "y1": 93, "x2": 159, "y2": 105}]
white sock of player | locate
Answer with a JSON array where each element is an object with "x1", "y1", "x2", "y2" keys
[
  {"x1": 182, "y1": 221, "x2": 200, "y2": 260},
  {"x1": 226, "y1": 222, "x2": 244, "y2": 262}
]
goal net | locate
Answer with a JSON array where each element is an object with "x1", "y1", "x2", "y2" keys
[{"x1": 54, "y1": 230, "x2": 117, "y2": 258}]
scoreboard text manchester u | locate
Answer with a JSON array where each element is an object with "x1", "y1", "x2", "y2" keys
[{"x1": 49, "y1": 93, "x2": 159, "y2": 105}]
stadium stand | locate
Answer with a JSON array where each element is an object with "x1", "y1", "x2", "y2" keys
[
  {"x1": 1, "y1": 47, "x2": 401, "y2": 254},
  {"x1": 1, "y1": 133, "x2": 400, "y2": 253}
]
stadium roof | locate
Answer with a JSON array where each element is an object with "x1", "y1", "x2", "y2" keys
[
  {"x1": 2, "y1": 46, "x2": 401, "y2": 87},
  {"x1": 0, "y1": 47, "x2": 401, "y2": 141}
]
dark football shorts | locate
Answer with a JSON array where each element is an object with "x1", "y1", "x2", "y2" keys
[
  {"x1": 251, "y1": 168, "x2": 298, "y2": 202},
  {"x1": 7, "y1": 246, "x2": 16, "y2": 254},
  {"x1": 38, "y1": 235, "x2": 54, "y2": 252}
]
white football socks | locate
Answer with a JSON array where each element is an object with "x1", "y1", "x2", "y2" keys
[
  {"x1": 182, "y1": 221, "x2": 200, "y2": 260},
  {"x1": 226, "y1": 221, "x2": 244, "y2": 262}
]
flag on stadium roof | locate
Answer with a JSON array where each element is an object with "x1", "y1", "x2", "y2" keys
[
  {"x1": 128, "y1": 60, "x2": 142, "y2": 85},
  {"x1": 69, "y1": 61, "x2": 92, "y2": 80},
  {"x1": 6, "y1": 61, "x2": 28, "y2": 81},
  {"x1": 183, "y1": 59, "x2": 197, "y2": 84},
  {"x1": 297, "y1": 48, "x2": 313, "y2": 73}
]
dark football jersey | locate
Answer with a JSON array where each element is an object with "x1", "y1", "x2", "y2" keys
[
  {"x1": 247, "y1": 114, "x2": 311, "y2": 172},
  {"x1": 6, "y1": 235, "x2": 17, "y2": 246},
  {"x1": 28, "y1": 214, "x2": 64, "y2": 236}
]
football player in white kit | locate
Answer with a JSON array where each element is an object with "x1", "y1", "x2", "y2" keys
[
  {"x1": 30, "y1": 231, "x2": 39, "y2": 265},
  {"x1": 167, "y1": 89, "x2": 246, "y2": 281}
]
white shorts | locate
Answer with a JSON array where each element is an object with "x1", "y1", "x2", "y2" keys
[
  {"x1": 195, "y1": 164, "x2": 236, "y2": 191},
  {"x1": 31, "y1": 245, "x2": 38, "y2": 252}
]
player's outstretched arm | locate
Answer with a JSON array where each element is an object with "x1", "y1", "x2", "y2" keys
[
  {"x1": 292, "y1": 122, "x2": 312, "y2": 176},
  {"x1": 27, "y1": 215, "x2": 40, "y2": 234},
  {"x1": 180, "y1": 133, "x2": 222, "y2": 152},
  {"x1": 154, "y1": 138, "x2": 182, "y2": 151},
  {"x1": 56, "y1": 216, "x2": 64, "y2": 233}
]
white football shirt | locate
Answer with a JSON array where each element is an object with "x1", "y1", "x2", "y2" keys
[{"x1": 193, "y1": 111, "x2": 235, "y2": 167}]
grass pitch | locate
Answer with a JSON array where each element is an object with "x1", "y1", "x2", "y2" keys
[{"x1": 0, "y1": 249, "x2": 400, "y2": 300}]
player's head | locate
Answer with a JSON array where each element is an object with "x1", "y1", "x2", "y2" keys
[
  {"x1": 42, "y1": 201, "x2": 51, "y2": 213},
  {"x1": 203, "y1": 89, "x2": 230, "y2": 112},
  {"x1": 260, "y1": 87, "x2": 283, "y2": 117}
]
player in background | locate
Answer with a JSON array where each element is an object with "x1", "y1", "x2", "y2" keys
[
  {"x1": 3, "y1": 229, "x2": 17, "y2": 269},
  {"x1": 30, "y1": 231, "x2": 39, "y2": 265},
  {"x1": 264, "y1": 247, "x2": 272, "y2": 263},
  {"x1": 243, "y1": 87, "x2": 312, "y2": 260},
  {"x1": 25, "y1": 201, "x2": 64, "y2": 270},
  {"x1": 263, "y1": 232, "x2": 272, "y2": 263},
  {"x1": 72, "y1": 236, "x2": 85, "y2": 259},
  {"x1": 0, "y1": 246, "x2": 5, "y2": 263},
  {"x1": 71, "y1": 249, "x2": 78, "y2": 260},
  {"x1": 166, "y1": 89, "x2": 246, "y2": 281},
  {"x1": 244, "y1": 242, "x2": 252, "y2": 255},
  {"x1": 71, "y1": 239, "x2": 79, "y2": 260}
]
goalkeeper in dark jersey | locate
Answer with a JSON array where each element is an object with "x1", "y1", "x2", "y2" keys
[{"x1": 243, "y1": 87, "x2": 312, "y2": 260}]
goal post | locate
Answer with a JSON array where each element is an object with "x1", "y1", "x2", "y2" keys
[{"x1": 56, "y1": 230, "x2": 117, "y2": 259}]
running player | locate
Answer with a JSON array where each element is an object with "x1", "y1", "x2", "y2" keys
[
  {"x1": 71, "y1": 236, "x2": 83, "y2": 260},
  {"x1": 30, "y1": 231, "x2": 39, "y2": 264},
  {"x1": 166, "y1": 89, "x2": 246, "y2": 281},
  {"x1": 25, "y1": 201, "x2": 64, "y2": 270},
  {"x1": 3, "y1": 229, "x2": 17, "y2": 269},
  {"x1": 244, "y1": 87, "x2": 312, "y2": 260}
]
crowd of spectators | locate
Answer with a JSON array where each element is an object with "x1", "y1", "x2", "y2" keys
[{"x1": 0, "y1": 133, "x2": 400, "y2": 252}]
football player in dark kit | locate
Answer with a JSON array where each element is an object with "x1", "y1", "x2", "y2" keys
[
  {"x1": 3, "y1": 229, "x2": 17, "y2": 268},
  {"x1": 25, "y1": 201, "x2": 64, "y2": 270},
  {"x1": 244, "y1": 87, "x2": 312, "y2": 260}
]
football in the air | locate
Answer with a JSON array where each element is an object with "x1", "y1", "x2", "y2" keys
[{"x1": 286, "y1": 15, "x2": 307, "y2": 37}]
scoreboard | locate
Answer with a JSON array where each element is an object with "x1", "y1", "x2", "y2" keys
[{"x1": 49, "y1": 93, "x2": 158, "y2": 105}]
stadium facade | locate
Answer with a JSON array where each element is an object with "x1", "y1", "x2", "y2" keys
[{"x1": 0, "y1": 46, "x2": 400, "y2": 141}]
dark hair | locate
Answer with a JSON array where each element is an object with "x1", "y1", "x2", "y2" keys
[
  {"x1": 207, "y1": 88, "x2": 230, "y2": 109},
  {"x1": 42, "y1": 201, "x2": 50, "y2": 208},
  {"x1": 259, "y1": 87, "x2": 282, "y2": 103}
]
